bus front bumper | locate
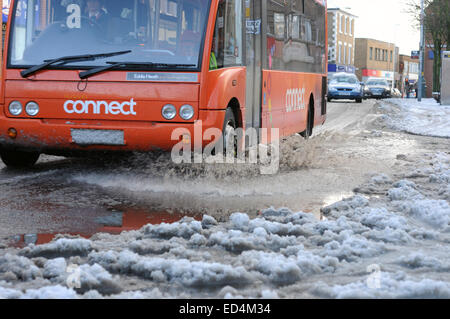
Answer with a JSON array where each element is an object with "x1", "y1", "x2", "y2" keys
[{"x1": 0, "y1": 110, "x2": 226, "y2": 155}]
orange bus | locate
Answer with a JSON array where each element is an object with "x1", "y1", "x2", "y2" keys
[{"x1": 0, "y1": 0, "x2": 327, "y2": 168}]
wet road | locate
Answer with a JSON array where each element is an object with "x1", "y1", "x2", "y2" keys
[{"x1": 0, "y1": 99, "x2": 388, "y2": 245}]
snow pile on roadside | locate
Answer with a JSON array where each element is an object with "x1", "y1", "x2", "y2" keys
[
  {"x1": 0, "y1": 254, "x2": 41, "y2": 281},
  {"x1": 20, "y1": 285, "x2": 79, "y2": 299},
  {"x1": 314, "y1": 271, "x2": 450, "y2": 298},
  {"x1": 89, "y1": 249, "x2": 254, "y2": 288},
  {"x1": 43, "y1": 258, "x2": 122, "y2": 295},
  {"x1": 380, "y1": 98, "x2": 450, "y2": 138},
  {"x1": 19, "y1": 238, "x2": 92, "y2": 258},
  {"x1": 397, "y1": 253, "x2": 450, "y2": 271},
  {"x1": 1, "y1": 154, "x2": 449, "y2": 298},
  {"x1": 385, "y1": 154, "x2": 450, "y2": 231}
]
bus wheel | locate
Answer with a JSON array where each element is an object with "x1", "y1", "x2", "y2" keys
[
  {"x1": 300, "y1": 105, "x2": 313, "y2": 140},
  {"x1": 222, "y1": 108, "x2": 238, "y2": 156},
  {"x1": 0, "y1": 150, "x2": 40, "y2": 168}
]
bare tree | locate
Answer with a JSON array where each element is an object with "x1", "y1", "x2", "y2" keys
[{"x1": 408, "y1": 0, "x2": 449, "y2": 92}]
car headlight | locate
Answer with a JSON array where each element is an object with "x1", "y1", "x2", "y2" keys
[
  {"x1": 9, "y1": 101, "x2": 23, "y2": 116},
  {"x1": 328, "y1": 87, "x2": 337, "y2": 92},
  {"x1": 162, "y1": 104, "x2": 177, "y2": 120},
  {"x1": 179, "y1": 104, "x2": 194, "y2": 120},
  {"x1": 25, "y1": 102, "x2": 40, "y2": 116}
]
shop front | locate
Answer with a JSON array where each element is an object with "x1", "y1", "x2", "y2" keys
[
  {"x1": 328, "y1": 64, "x2": 356, "y2": 75},
  {"x1": 362, "y1": 69, "x2": 394, "y2": 86}
]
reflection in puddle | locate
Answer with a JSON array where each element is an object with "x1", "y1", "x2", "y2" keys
[{"x1": 8, "y1": 209, "x2": 202, "y2": 248}]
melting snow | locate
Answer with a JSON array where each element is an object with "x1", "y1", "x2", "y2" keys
[
  {"x1": 0, "y1": 139, "x2": 449, "y2": 298},
  {"x1": 381, "y1": 99, "x2": 450, "y2": 138}
]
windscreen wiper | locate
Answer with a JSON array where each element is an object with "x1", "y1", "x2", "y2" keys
[
  {"x1": 79, "y1": 62, "x2": 196, "y2": 79},
  {"x1": 20, "y1": 50, "x2": 132, "y2": 78}
]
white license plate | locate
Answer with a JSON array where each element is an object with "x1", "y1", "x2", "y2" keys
[
  {"x1": 340, "y1": 91, "x2": 351, "y2": 96},
  {"x1": 71, "y1": 129, "x2": 125, "y2": 146}
]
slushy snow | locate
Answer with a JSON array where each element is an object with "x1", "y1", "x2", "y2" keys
[
  {"x1": 0, "y1": 100, "x2": 449, "y2": 298},
  {"x1": 381, "y1": 98, "x2": 450, "y2": 138},
  {"x1": 1, "y1": 162, "x2": 449, "y2": 298}
]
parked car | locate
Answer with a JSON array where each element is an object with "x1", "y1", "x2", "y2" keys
[
  {"x1": 363, "y1": 78, "x2": 391, "y2": 99},
  {"x1": 391, "y1": 88, "x2": 401, "y2": 98},
  {"x1": 327, "y1": 73, "x2": 364, "y2": 103}
]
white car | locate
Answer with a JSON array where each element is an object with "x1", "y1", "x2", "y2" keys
[{"x1": 391, "y1": 88, "x2": 402, "y2": 98}]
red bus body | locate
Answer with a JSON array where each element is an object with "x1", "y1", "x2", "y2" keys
[{"x1": 0, "y1": 0, "x2": 327, "y2": 157}]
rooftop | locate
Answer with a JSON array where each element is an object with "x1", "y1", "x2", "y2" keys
[{"x1": 327, "y1": 7, "x2": 358, "y2": 18}]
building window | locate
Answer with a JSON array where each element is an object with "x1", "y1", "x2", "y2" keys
[
  {"x1": 370, "y1": 47, "x2": 373, "y2": 60},
  {"x1": 340, "y1": 15, "x2": 344, "y2": 33},
  {"x1": 390, "y1": 50, "x2": 393, "y2": 62},
  {"x1": 344, "y1": 43, "x2": 347, "y2": 64},
  {"x1": 345, "y1": 17, "x2": 349, "y2": 34},
  {"x1": 349, "y1": 46, "x2": 352, "y2": 65},
  {"x1": 338, "y1": 43, "x2": 342, "y2": 63},
  {"x1": 338, "y1": 14, "x2": 341, "y2": 33}
]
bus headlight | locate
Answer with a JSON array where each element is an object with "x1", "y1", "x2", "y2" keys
[
  {"x1": 179, "y1": 104, "x2": 194, "y2": 120},
  {"x1": 25, "y1": 102, "x2": 40, "y2": 116},
  {"x1": 162, "y1": 104, "x2": 177, "y2": 120},
  {"x1": 9, "y1": 101, "x2": 23, "y2": 116}
]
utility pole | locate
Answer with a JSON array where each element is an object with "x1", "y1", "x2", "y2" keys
[
  {"x1": 391, "y1": 24, "x2": 399, "y2": 91},
  {"x1": 418, "y1": 0, "x2": 425, "y2": 101}
]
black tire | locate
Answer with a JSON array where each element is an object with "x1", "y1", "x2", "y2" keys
[
  {"x1": 327, "y1": 97, "x2": 332, "y2": 102},
  {"x1": 0, "y1": 150, "x2": 40, "y2": 168},
  {"x1": 222, "y1": 108, "x2": 238, "y2": 156},
  {"x1": 356, "y1": 98, "x2": 362, "y2": 103},
  {"x1": 300, "y1": 104, "x2": 313, "y2": 140}
]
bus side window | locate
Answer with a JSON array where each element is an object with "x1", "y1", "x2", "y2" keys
[{"x1": 210, "y1": 0, "x2": 242, "y2": 70}]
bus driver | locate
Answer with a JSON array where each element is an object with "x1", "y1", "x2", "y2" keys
[{"x1": 86, "y1": 0, "x2": 109, "y2": 32}]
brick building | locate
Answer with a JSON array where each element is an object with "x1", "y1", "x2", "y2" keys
[
  {"x1": 327, "y1": 8, "x2": 356, "y2": 75},
  {"x1": 424, "y1": 45, "x2": 448, "y2": 98},
  {"x1": 354, "y1": 38, "x2": 400, "y2": 87},
  {"x1": 399, "y1": 54, "x2": 419, "y2": 96}
]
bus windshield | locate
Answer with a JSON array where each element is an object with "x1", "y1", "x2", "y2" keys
[{"x1": 8, "y1": 0, "x2": 210, "y2": 70}]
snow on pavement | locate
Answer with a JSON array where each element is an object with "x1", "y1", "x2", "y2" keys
[{"x1": 380, "y1": 98, "x2": 450, "y2": 138}]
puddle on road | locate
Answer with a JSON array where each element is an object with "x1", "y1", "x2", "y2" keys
[{"x1": 6, "y1": 208, "x2": 202, "y2": 248}]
